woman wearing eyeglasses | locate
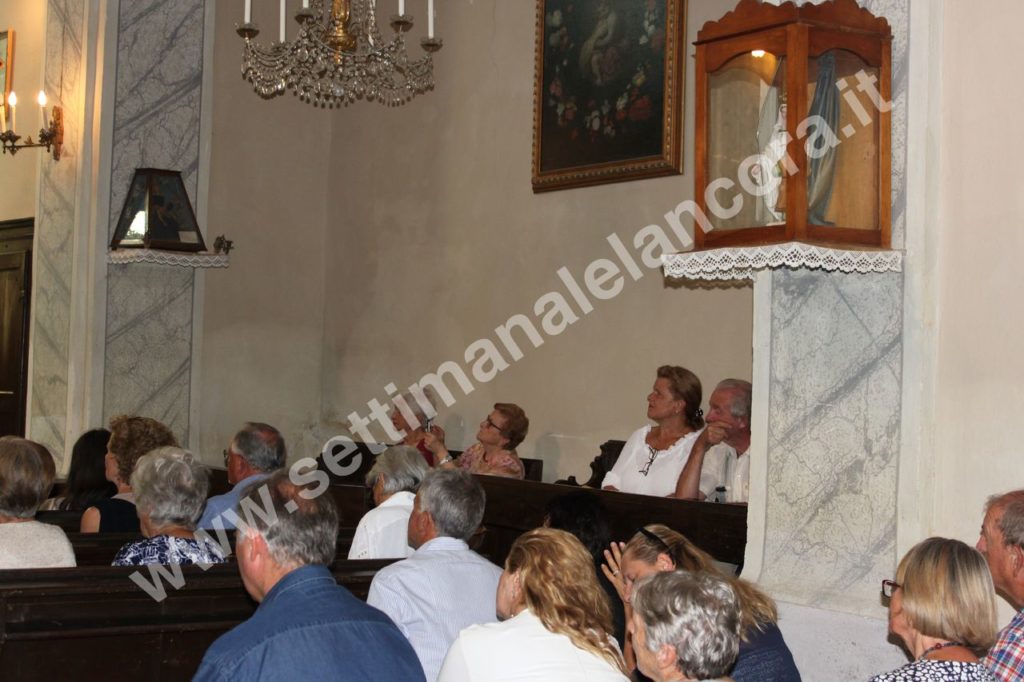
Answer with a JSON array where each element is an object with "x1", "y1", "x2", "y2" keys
[
  {"x1": 602, "y1": 524, "x2": 800, "y2": 682},
  {"x1": 425, "y1": 403, "x2": 528, "y2": 479},
  {"x1": 601, "y1": 366, "x2": 705, "y2": 497},
  {"x1": 871, "y1": 537, "x2": 998, "y2": 682}
]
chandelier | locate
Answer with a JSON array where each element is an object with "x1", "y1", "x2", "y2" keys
[{"x1": 237, "y1": 0, "x2": 442, "y2": 107}]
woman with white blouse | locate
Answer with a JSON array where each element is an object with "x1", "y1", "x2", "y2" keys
[
  {"x1": 438, "y1": 527, "x2": 628, "y2": 682},
  {"x1": 348, "y1": 445, "x2": 430, "y2": 559},
  {"x1": 601, "y1": 366, "x2": 704, "y2": 497}
]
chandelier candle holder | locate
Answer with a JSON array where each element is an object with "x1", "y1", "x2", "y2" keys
[
  {"x1": 0, "y1": 90, "x2": 63, "y2": 160},
  {"x1": 238, "y1": 0, "x2": 442, "y2": 107}
]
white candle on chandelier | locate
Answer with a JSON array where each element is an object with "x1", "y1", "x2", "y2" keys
[
  {"x1": 244, "y1": 0, "x2": 252, "y2": 23},
  {"x1": 7, "y1": 91, "x2": 16, "y2": 133},
  {"x1": 428, "y1": 0, "x2": 434, "y2": 37},
  {"x1": 37, "y1": 91, "x2": 48, "y2": 128},
  {"x1": 302, "y1": 0, "x2": 309, "y2": 7},
  {"x1": 280, "y1": 0, "x2": 286, "y2": 42},
  {"x1": 399, "y1": 0, "x2": 405, "y2": 16}
]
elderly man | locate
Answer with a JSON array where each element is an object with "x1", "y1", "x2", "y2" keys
[
  {"x1": 348, "y1": 445, "x2": 430, "y2": 559},
  {"x1": 674, "y1": 379, "x2": 752, "y2": 503},
  {"x1": 199, "y1": 422, "x2": 286, "y2": 530},
  {"x1": 193, "y1": 471, "x2": 425, "y2": 681},
  {"x1": 630, "y1": 571, "x2": 741, "y2": 682},
  {"x1": 978, "y1": 490, "x2": 1024, "y2": 681},
  {"x1": 367, "y1": 469, "x2": 501, "y2": 682}
]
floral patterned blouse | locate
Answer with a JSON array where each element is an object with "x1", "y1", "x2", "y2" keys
[
  {"x1": 869, "y1": 660, "x2": 998, "y2": 682},
  {"x1": 112, "y1": 534, "x2": 228, "y2": 567},
  {"x1": 455, "y1": 443, "x2": 525, "y2": 479}
]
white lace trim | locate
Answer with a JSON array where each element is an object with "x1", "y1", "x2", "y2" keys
[
  {"x1": 107, "y1": 250, "x2": 230, "y2": 268},
  {"x1": 662, "y1": 242, "x2": 902, "y2": 281}
]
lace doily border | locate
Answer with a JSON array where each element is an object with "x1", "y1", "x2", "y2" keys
[
  {"x1": 107, "y1": 250, "x2": 230, "y2": 268},
  {"x1": 662, "y1": 243, "x2": 903, "y2": 281}
]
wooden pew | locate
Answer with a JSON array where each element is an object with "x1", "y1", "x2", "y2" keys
[
  {"x1": 0, "y1": 558, "x2": 394, "y2": 682},
  {"x1": 473, "y1": 476, "x2": 746, "y2": 567},
  {"x1": 66, "y1": 528, "x2": 358, "y2": 567}
]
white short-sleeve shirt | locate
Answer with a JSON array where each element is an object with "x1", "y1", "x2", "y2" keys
[{"x1": 348, "y1": 490, "x2": 416, "y2": 560}]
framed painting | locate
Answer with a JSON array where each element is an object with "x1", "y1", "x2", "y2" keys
[
  {"x1": 1, "y1": 29, "x2": 13, "y2": 125},
  {"x1": 532, "y1": 0, "x2": 685, "y2": 193}
]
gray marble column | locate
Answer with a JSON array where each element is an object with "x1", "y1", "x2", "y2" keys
[
  {"x1": 29, "y1": 0, "x2": 87, "y2": 462},
  {"x1": 102, "y1": 0, "x2": 206, "y2": 442}
]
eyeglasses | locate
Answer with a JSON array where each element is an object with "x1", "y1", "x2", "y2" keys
[
  {"x1": 484, "y1": 416, "x2": 505, "y2": 434},
  {"x1": 639, "y1": 445, "x2": 658, "y2": 476},
  {"x1": 223, "y1": 448, "x2": 232, "y2": 467},
  {"x1": 881, "y1": 579, "x2": 901, "y2": 598}
]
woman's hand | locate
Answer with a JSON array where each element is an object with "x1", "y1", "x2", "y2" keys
[
  {"x1": 601, "y1": 541, "x2": 631, "y2": 603},
  {"x1": 422, "y1": 425, "x2": 447, "y2": 454}
]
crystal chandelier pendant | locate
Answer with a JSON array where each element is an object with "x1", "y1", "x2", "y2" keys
[{"x1": 237, "y1": 0, "x2": 441, "y2": 107}]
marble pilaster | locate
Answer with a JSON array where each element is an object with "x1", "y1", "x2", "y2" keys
[
  {"x1": 29, "y1": 0, "x2": 87, "y2": 463},
  {"x1": 102, "y1": 0, "x2": 205, "y2": 442}
]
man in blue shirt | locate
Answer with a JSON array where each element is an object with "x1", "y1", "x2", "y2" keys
[
  {"x1": 193, "y1": 471, "x2": 425, "y2": 682},
  {"x1": 368, "y1": 470, "x2": 502, "y2": 681},
  {"x1": 198, "y1": 422, "x2": 285, "y2": 530}
]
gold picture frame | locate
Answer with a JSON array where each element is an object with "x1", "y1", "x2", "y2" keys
[{"x1": 531, "y1": 0, "x2": 686, "y2": 193}]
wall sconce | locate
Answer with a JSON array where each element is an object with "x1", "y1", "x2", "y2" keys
[
  {"x1": 0, "y1": 91, "x2": 63, "y2": 160},
  {"x1": 110, "y1": 169, "x2": 208, "y2": 252}
]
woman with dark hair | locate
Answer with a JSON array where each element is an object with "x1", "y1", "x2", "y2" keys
[
  {"x1": 438, "y1": 528, "x2": 628, "y2": 681},
  {"x1": 602, "y1": 366, "x2": 705, "y2": 497},
  {"x1": 40, "y1": 429, "x2": 115, "y2": 511},
  {"x1": 603, "y1": 524, "x2": 800, "y2": 682},
  {"x1": 544, "y1": 491, "x2": 626, "y2": 648}
]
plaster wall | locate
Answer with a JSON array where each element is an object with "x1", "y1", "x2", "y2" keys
[
  {"x1": 196, "y1": 0, "x2": 332, "y2": 461},
  {"x1": 318, "y1": 0, "x2": 754, "y2": 482},
  {"x1": 932, "y1": 0, "x2": 1024, "y2": 623},
  {"x1": 0, "y1": 0, "x2": 46, "y2": 220}
]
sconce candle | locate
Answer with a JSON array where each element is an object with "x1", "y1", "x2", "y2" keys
[
  {"x1": 244, "y1": 0, "x2": 252, "y2": 23},
  {"x1": 7, "y1": 91, "x2": 15, "y2": 134},
  {"x1": 279, "y1": 0, "x2": 286, "y2": 42},
  {"x1": 428, "y1": 0, "x2": 434, "y2": 37},
  {"x1": 37, "y1": 91, "x2": 48, "y2": 128}
]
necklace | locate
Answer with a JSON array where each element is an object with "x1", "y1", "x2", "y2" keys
[{"x1": 918, "y1": 641, "x2": 965, "y2": 660}]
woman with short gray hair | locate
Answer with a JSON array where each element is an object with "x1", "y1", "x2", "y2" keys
[
  {"x1": 112, "y1": 447, "x2": 226, "y2": 567},
  {"x1": 348, "y1": 445, "x2": 430, "y2": 559}
]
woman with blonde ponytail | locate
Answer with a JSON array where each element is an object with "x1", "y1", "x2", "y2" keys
[
  {"x1": 602, "y1": 524, "x2": 800, "y2": 682},
  {"x1": 438, "y1": 527, "x2": 628, "y2": 681}
]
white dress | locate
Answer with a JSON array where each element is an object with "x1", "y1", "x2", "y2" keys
[
  {"x1": 600, "y1": 426, "x2": 702, "y2": 497},
  {"x1": 348, "y1": 490, "x2": 416, "y2": 559},
  {"x1": 438, "y1": 609, "x2": 628, "y2": 682}
]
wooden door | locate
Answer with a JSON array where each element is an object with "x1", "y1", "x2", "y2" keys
[{"x1": 0, "y1": 245, "x2": 31, "y2": 436}]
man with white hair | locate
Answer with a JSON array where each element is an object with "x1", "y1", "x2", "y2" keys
[
  {"x1": 630, "y1": 571, "x2": 741, "y2": 682},
  {"x1": 193, "y1": 472, "x2": 425, "y2": 681},
  {"x1": 978, "y1": 490, "x2": 1024, "y2": 681},
  {"x1": 368, "y1": 469, "x2": 501, "y2": 682},
  {"x1": 199, "y1": 422, "x2": 286, "y2": 530},
  {"x1": 674, "y1": 379, "x2": 753, "y2": 503}
]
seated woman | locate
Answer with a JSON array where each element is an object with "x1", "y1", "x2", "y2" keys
[
  {"x1": 630, "y1": 571, "x2": 742, "y2": 682},
  {"x1": 603, "y1": 524, "x2": 800, "y2": 682},
  {"x1": 112, "y1": 447, "x2": 226, "y2": 567},
  {"x1": 0, "y1": 437, "x2": 76, "y2": 569},
  {"x1": 348, "y1": 445, "x2": 430, "y2": 559},
  {"x1": 602, "y1": 366, "x2": 705, "y2": 497},
  {"x1": 437, "y1": 527, "x2": 628, "y2": 681},
  {"x1": 426, "y1": 403, "x2": 528, "y2": 479},
  {"x1": 81, "y1": 415, "x2": 178, "y2": 533},
  {"x1": 870, "y1": 537, "x2": 997, "y2": 682},
  {"x1": 390, "y1": 389, "x2": 438, "y2": 466},
  {"x1": 40, "y1": 428, "x2": 115, "y2": 511}
]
